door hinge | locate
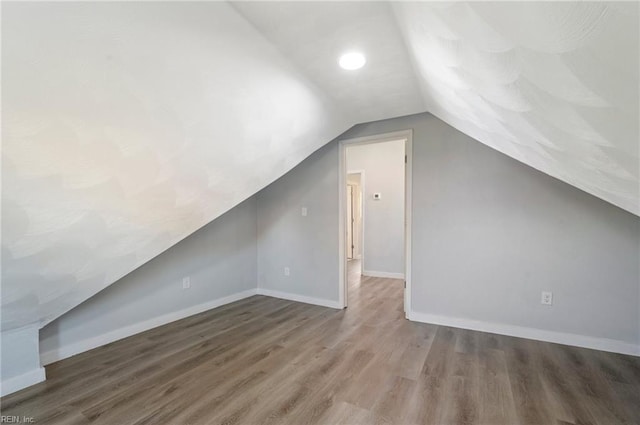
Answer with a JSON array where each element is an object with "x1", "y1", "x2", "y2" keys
[
  {"x1": 405, "y1": 155, "x2": 407, "y2": 163},
  {"x1": 404, "y1": 281, "x2": 407, "y2": 289}
]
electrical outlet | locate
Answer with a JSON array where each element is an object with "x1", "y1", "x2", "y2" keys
[
  {"x1": 541, "y1": 291, "x2": 552, "y2": 305},
  {"x1": 182, "y1": 277, "x2": 191, "y2": 290},
  {"x1": 301, "y1": 207, "x2": 308, "y2": 217},
  {"x1": 284, "y1": 267, "x2": 290, "y2": 276}
]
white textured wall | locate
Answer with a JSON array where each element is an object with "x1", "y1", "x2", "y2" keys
[
  {"x1": 393, "y1": 2, "x2": 639, "y2": 216},
  {"x1": 1, "y1": 2, "x2": 351, "y2": 332},
  {"x1": 347, "y1": 141, "x2": 405, "y2": 276}
]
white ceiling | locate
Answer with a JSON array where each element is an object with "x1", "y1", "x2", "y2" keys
[
  {"x1": 1, "y1": 1, "x2": 638, "y2": 331},
  {"x1": 232, "y1": 2, "x2": 425, "y2": 123},
  {"x1": 236, "y1": 1, "x2": 639, "y2": 215}
]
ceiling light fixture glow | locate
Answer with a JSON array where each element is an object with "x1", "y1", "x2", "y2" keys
[{"x1": 338, "y1": 52, "x2": 366, "y2": 70}]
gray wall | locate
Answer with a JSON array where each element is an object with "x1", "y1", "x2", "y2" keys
[
  {"x1": 347, "y1": 140, "x2": 405, "y2": 275},
  {"x1": 341, "y1": 113, "x2": 640, "y2": 347},
  {"x1": 256, "y1": 142, "x2": 340, "y2": 303},
  {"x1": 1, "y1": 324, "x2": 42, "y2": 394},
  {"x1": 40, "y1": 197, "x2": 258, "y2": 356},
  {"x1": 36, "y1": 111, "x2": 640, "y2": 363}
]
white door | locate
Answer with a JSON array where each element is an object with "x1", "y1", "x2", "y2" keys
[{"x1": 346, "y1": 185, "x2": 354, "y2": 259}]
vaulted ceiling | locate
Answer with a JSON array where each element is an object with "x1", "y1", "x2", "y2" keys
[{"x1": 2, "y1": 1, "x2": 638, "y2": 331}]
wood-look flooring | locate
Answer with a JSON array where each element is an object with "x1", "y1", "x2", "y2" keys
[{"x1": 2, "y1": 260, "x2": 639, "y2": 424}]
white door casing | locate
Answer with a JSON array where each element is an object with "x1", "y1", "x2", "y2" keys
[{"x1": 338, "y1": 129, "x2": 413, "y2": 314}]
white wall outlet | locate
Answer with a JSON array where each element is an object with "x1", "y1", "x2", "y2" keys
[
  {"x1": 182, "y1": 277, "x2": 191, "y2": 290},
  {"x1": 301, "y1": 207, "x2": 308, "y2": 217},
  {"x1": 284, "y1": 267, "x2": 290, "y2": 276},
  {"x1": 541, "y1": 291, "x2": 553, "y2": 305}
]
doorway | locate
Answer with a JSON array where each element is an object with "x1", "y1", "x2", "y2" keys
[
  {"x1": 347, "y1": 184, "x2": 354, "y2": 260},
  {"x1": 338, "y1": 130, "x2": 413, "y2": 317},
  {"x1": 346, "y1": 173, "x2": 363, "y2": 262}
]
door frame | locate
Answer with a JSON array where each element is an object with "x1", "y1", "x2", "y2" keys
[
  {"x1": 337, "y1": 129, "x2": 413, "y2": 317},
  {"x1": 346, "y1": 171, "x2": 364, "y2": 263},
  {"x1": 346, "y1": 183, "x2": 354, "y2": 260}
]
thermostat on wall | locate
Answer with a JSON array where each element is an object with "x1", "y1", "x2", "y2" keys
[{"x1": 373, "y1": 193, "x2": 382, "y2": 200}]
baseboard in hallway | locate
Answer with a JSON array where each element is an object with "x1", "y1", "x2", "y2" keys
[{"x1": 362, "y1": 270, "x2": 404, "y2": 279}]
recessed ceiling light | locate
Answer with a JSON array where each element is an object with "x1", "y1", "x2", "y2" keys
[{"x1": 338, "y1": 52, "x2": 366, "y2": 70}]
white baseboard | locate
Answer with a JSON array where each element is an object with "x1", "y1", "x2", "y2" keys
[
  {"x1": 363, "y1": 270, "x2": 405, "y2": 279},
  {"x1": 408, "y1": 310, "x2": 640, "y2": 357},
  {"x1": 0, "y1": 367, "x2": 46, "y2": 397},
  {"x1": 40, "y1": 289, "x2": 258, "y2": 365},
  {"x1": 256, "y1": 288, "x2": 342, "y2": 309}
]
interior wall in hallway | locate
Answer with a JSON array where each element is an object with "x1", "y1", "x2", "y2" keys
[{"x1": 346, "y1": 140, "x2": 405, "y2": 277}]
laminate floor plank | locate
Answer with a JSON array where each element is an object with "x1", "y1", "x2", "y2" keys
[
  {"x1": 316, "y1": 400, "x2": 374, "y2": 425},
  {"x1": 504, "y1": 338, "x2": 557, "y2": 425},
  {"x1": 478, "y1": 348, "x2": 520, "y2": 425},
  {"x1": 1, "y1": 259, "x2": 638, "y2": 424}
]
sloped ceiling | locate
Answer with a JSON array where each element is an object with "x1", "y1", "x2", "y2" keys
[
  {"x1": 392, "y1": 1, "x2": 639, "y2": 216},
  {"x1": 231, "y1": 2, "x2": 425, "y2": 123},
  {"x1": 236, "y1": 1, "x2": 639, "y2": 214},
  {"x1": 0, "y1": 2, "x2": 362, "y2": 331},
  {"x1": 1, "y1": 1, "x2": 638, "y2": 332}
]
